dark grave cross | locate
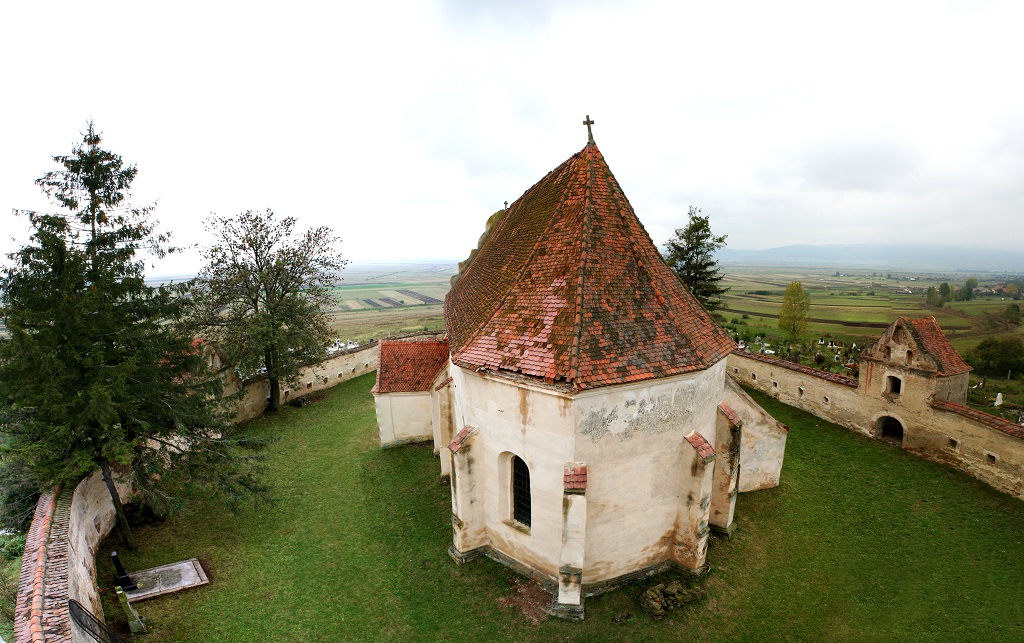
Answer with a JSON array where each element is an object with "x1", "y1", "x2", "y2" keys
[
  {"x1": 111, "y1": 551, "x2": 137, "y2": 591},
  {"x1": 583, "y1": 115, "x2": 595, "y2": 143}
]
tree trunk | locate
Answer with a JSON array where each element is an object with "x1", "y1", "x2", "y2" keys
[
  {"x1": 265, "y1": 347, "x2": 280, "y2": 411},
  {"x1": 268, "y1": 376, "x2": 280, "y2": 411},
  {"x1": 100, "y1": 457, "x2": 136, "y2": 550}
]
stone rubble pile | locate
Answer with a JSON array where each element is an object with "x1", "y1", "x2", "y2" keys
[{"x1": 640, "y1": 580, "x2": 706, "y2": 619}]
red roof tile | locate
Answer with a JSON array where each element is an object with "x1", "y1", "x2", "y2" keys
[
  {"x1": 684, "y1": 431, "x2": 716, "y2": 463},
  {"x1": 444, "y1": 142, "x2": 735, "y2": 391},
  {"x1": 907, "y1": 317, "x2": 972, "y2": 376},
  {"x1": 718, "y1": 402, "x2": 742, "y2": 428},
  {"x1": 736, "y1": 350, "x2": 859, "y2": 387},
  {"x1": 372, "y1": 339, "x2": 450, "y2": 394},
  {"x1": 563, "y1": 463, "x2": 588, "y2": 490},
  {"x1": 449, "y1": 426, "x2": 476, "y2": 453},
  {"x1": 931, "y1": 400, "x2": 1024, "y2": 439}
]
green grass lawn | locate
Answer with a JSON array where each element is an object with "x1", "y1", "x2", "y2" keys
[{"x1": 97, "y1": 376, "x2": 1024, "y2": 641}]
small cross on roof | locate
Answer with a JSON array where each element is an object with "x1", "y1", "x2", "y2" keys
[{"x1": 583, "y1": 115, "x2": 595, "y2": 143}]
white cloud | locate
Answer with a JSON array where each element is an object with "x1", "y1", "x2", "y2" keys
[{"x1": 2, "y1": 0, "x2": 1024, "y2": 277}]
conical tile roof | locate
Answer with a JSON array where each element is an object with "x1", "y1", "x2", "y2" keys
[{"x1": 444, "y1": 141, "x2": 735, "y2": 391}]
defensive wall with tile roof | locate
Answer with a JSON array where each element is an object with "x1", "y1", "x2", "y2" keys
[{"x1": 729, "y1": 315, "x2": 1024, "y2": 501}]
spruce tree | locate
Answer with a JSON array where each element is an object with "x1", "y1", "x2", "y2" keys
[
  {"x1": 0, "y1": 124, "x2": 269, "y2": 542},
  {"x1": 663, "y1": 206, "x2": 729, "y2": 312}
]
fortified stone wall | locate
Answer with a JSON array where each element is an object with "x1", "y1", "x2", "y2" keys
[
  {"x1": 14, "y1": 471, "x2": 132, "y2": 643},
  {"x1": 15, "y1": 343, "x2": 381, "y2": 641},
  {"x1": 728, "y1": 351, "x2": 1024, "y2": 500},
  {"x1": 230, "y1": 342, "x2": 379, "y2": 422}
]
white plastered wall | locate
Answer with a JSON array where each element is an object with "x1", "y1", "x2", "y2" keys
[
  {"x1": 450, "y1": 365, "x2": 576, "y2": 580},
  {"x1": 572, "y1": 360, "x2": 726, "y2": 583},
  {"x1": 374, "y1": 392, "x2": 434, "y2": 446}
]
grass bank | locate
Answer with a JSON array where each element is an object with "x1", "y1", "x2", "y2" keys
[{"x1": 97, "y1": 376, "x2": 1024, "y2": 641}]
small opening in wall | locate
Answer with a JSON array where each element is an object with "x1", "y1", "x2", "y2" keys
[
  {"x1": 906, "y1": 350, "x2": 913, "y2": 364},
  {"x1": 823, "y1": 396, "x2": 830, "y2": 407},
  {"x1": 887, "y1": 376, "x2": 903, "y2": 396},
  {"x1": 884, "y1": 346, "x2": 891, "y2": 360},
  {"x1": 798, "y1": 387, "x2": 805, "y2": 398},
  {"x1": 948, "y1": 438, "x2": 959, "y2": 450},
  {"x1": 352, "y1": 367, "x2": 357, "y2": 373},
  {"x1": 772, "y1": 381, "x2": 778, "y2": 389},
  {"x1": 751, "y1": 373, "x2": 757, "y2": 381},
  {"x1": 734, "y1": 368, "x2": 739, "y2": 374},
  {"x1": 337, "y1": 373, "x2": 343, "y2": 379},
  {"x1": 365, "y1": 362, "x2": 369, "y2": 368},
  {"x1": 307, "y1": 382, "x2": 313, "y2": 389},
  {"x1": 987, "y1": 453, "x2": 997, "y2": 464}
]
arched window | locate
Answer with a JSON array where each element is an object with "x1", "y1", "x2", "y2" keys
[{"x1": 511, "y1": 455, "x2": 532, "y2": 527}]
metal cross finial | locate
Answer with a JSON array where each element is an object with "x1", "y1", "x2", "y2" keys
[
  {"x1": 504, "y1": 201, "x2": 508, "y2": 209},
  {"x1": 583, "y1": 115, "x2": 595, "y2": 143}
]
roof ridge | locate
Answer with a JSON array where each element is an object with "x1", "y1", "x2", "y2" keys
[
  {"x1": 452, "y1": 149, "x2": 586, "y2": 378},
  {"x1": 568, "y1": 144, "x2": 595, "y2": 385}
]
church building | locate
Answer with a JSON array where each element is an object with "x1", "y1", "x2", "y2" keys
[{"x1": 373, "y1": 122, "x2": 787, "y2": 618}]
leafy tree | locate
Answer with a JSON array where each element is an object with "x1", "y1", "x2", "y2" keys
[
  {"x1": 191, "y1": 210, "x2": 347, "y2": 411},
  {"x1": 926, "y1": 286, "x2": 942, "y2": 307},
  {"x1": 938, "y1": 282, "x2": 953, "y2": 303},
  {"x1": 663, "y1": 206, "x2": 729, "y2": 312},
  {"x1": 970, "y1": 336, "x2": 1024, "y2": 376},
  {"x1": 1006, "y1": 303, "x2": 1021, "y2": 324},
  {"x1": 778, "y1": 281, "x2": 811, "y2": 339},
  {"x1": 0, "y1": 124, "x2": 269, "y2": 543}
]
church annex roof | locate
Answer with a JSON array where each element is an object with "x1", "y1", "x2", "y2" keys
[
  {"x1": 444, "y1": 140, "x2": 735, "y2": 391},
  {"x1": 907, "y1": 317, "x2": 972, "y2": 376},
  {"x1": 372, "y1": 338, "x2": 450, "y2": 394}
]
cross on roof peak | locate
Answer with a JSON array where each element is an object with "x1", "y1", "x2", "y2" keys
[{"x1": 583, "y1": 115, "x2": 595, "y2": 144}]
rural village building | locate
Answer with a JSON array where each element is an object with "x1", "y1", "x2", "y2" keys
[{"x1": 373, "y1": 131, "x2": 788, "y2": 618}]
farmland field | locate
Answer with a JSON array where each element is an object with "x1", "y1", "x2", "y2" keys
[{"x1": 326, "y1": 262, "x2": 457, "y2": 342}]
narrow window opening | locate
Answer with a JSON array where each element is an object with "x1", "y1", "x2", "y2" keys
[
  {"x1": 772, "y1": 381, "x2": 779, "y2": 390},
  {"x1": 906, "y1": 350, "x2": 913, "y2": 364},
  {"x1": 733, "y1": 367, "x2": 739, "y2": 374},
  {"x1": 948, "y1": 438, "x2": 959, "y2": 450},
  {"x1": 798, "y1": 386, "x2": 805, "y2": 398},
  {"x1": 987, "y1": 453, "x2": 997, "y2": 464},
  {"x1": 307, "y1": 382, "x2": 313, "y2": 389},
  {"x1": 751, "y1": 372, "x2": 757, "y2": 381},
  {"x1": 511, "y1": 456, "x2": 532, "y2": 528}
]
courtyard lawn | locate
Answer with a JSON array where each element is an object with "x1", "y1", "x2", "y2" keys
[{"x1": 97, "y1": 375, "x2": 1024, "y2": 641}]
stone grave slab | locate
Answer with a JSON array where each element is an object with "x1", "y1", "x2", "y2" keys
[{"x1": 124, "y1": 558, "x2": 209, "y2": 602}]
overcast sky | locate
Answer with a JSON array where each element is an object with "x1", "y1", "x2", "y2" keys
[{"x1": 2, "y1": 0, "x2": 1023, "y2": 276}]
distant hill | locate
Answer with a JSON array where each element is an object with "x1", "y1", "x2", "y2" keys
[{"x1": 717, "y1": 244, "x2": 1024, "y2": 272}]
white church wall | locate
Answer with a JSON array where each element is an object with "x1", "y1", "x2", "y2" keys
[
  {"x1": 452, "y1": 366, "x2": 576, "y2": 581},
  {"x1": 373, "y1": 392, "x2": 434, "y2": 447},
  {"x1": 572, "y1": 361, "x2": 726, "y2": 584},
  {"x1": 722, "y1": 378, "x2": 789, "y2": 492}
]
